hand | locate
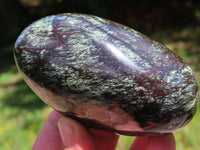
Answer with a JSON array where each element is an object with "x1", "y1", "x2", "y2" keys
[{"x1": 32, "y1": 111, "x2": 176, "y2": 150}]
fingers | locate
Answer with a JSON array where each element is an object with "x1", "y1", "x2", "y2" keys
[
  {"x1": 32, "y1": 111, "x2": 64, "y2": 150},
  {"x1": 33, "y1": 110, "x2": 119, "y2": 150},
  {"x1": 58, "y1": 118, "x2": 119, "y2": 150},
  {"x1": 129, "y1": 133, "x2": 176, "y2": 150},
  {"x1": 90, "y1": 129, "x2": 119, "y2": 150},
  {"x1": 34, "y1": 110, "x2": 174, "y2": 150},
  {"x1": 58, "y1": 117, "x2": 96, "y2": 150}
]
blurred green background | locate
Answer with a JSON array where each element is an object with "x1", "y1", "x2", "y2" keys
[{"x1": 0, "y1": 0, "x2": 200, "y2": 149}]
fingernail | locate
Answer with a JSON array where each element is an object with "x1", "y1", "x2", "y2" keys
[{"x1": 58, "y1": 117, "x2": 75, "y2": 148}]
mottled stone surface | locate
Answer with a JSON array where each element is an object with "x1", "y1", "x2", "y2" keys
[{"x1": 14, "y1": 13, "x2": 198, "y2": 136}]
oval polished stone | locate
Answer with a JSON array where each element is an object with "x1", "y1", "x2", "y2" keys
[{"x1": 14, "y1": 13, "x2": 198, "y2": 136}]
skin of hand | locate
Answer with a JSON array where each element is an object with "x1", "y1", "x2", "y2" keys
[{"x1": 32, "y1": 111, "x2": 176, "y2": 150}]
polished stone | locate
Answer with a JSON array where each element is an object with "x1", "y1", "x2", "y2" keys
[{"x1": 14, "y1": 13, "x2": 198, "y2": 136}]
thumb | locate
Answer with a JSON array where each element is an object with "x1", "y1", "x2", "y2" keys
[{"x1": 58, "y1": 117, "x2": 97, "y2": 150}]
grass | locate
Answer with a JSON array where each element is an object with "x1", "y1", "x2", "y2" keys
[
  {"x1": 0, "y1": 70, "x2": 50, "y2": 150},
  {"x1": 0, "y1": 25, "x2": 200, "y2": 150}
]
